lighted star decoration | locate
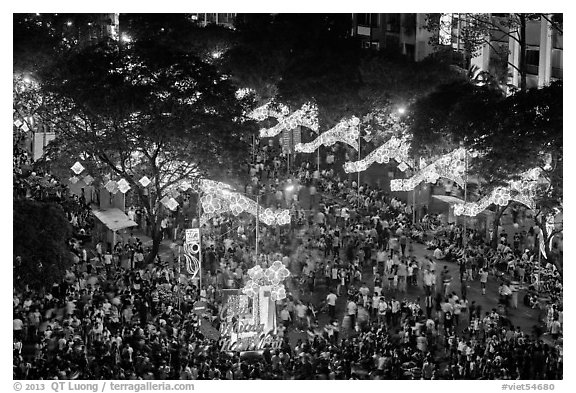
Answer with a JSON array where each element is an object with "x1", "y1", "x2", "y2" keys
[
  {"x1": 259, "y1": 102, "x2": 319, "y2": 138},
  {"x1": 295, "y1": 116, "x2": 360, "y2": 153},
  {"x1": 242, "y1": 261, "x2": 291, "y2": 301},
  {"x1": 454, "y1": 168, "x2": 542, "y2": 217},
  {"x1": 344, "y1": 136, "x2": 410, "y2": 173},
  {"x1": 117, "y1": 178, "x2": 131, "y2": 194},
  {"x1": 105, "y1": 180, "x2": 119, "y2": 194},
  {"x1": 390, "y1": 147, "x2": 468, "y2": 192}
]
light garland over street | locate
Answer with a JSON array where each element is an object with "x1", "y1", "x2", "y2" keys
[
  {"x1": 343, "y1": 136, "x2": 410, "y2": 173},
  {"x1": 390, "y1": 147, "x2": 468, "y2": 192},
  {"x1": 295, "y1": 116, "x2": 360, "y2": 153}
]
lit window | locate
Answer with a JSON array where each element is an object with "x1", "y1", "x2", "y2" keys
[{"x1": 439, "y1": 14, "x2": 453, "y2": 45}]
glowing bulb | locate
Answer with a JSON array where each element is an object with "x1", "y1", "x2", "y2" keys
[
  {"x1": 66, "y1": 21, "x2": 73, "y2": 26},
  {"x1": 121, "y1": 33, "x2": 132, "y2": 43},
  {"x1": 398, "y1": 107, "x2": 406, "y2": 115}
]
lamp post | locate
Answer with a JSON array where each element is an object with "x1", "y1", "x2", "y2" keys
[
  {"x1": 255, "y1": 193, "x2": 260, "y2": 260},
  {"x1": 197, "y1": 193, "x2": 203, "y2": 292}
]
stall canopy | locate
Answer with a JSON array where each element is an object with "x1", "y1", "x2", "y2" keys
[
  {"x1": 432, "y1": 195, "x2": 464, "y2": 205},
  {"x1": 92, "y1": 207, "x2": 137, "y2": 231}
]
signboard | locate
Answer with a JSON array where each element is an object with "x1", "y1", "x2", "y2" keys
[{"x1": 183, "y1": 228, "x2": 201, "y2": 277}]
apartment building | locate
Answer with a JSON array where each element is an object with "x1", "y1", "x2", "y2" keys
[
  {"x1": 351, "y1": 13, "x2": 435, "y2": 61},
  {"x1": 351, "y1": 13, "x2": 563, "y2": 89},
  {"x1": 190, "y1": 13, "x2": 236, "y2": 28}
]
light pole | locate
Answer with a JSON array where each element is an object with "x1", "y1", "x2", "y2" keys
[
  {"x1": 357, "y1": 131, "x2": 361, "y2": 208},
  {"x1": 462, "y1": 151, "x2": 468, "y2": 247},
  {"x1": 255, "y1": 193, "x2": 260, "y2": 261}
]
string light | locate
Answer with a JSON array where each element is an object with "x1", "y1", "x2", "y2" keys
[
  {"x1": 295, "y1": 116, "x2": 360, "y2": 153},
  {"x1": 390, "y1": 147, "x2": 467, "y2": 191},
  {"x1": 344, "y1": 136, "x2": 410, "y2": 174},
  {"x1": 454, "y1": 168, "x2": 542, "y2": 216},
  {"x1": 259, "y1": 102, "x2": 319, "y2": 138}
]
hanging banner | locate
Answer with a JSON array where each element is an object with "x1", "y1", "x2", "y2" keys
[{"x1": 184, "y1": 228, "x2": 201, "y2": 277}]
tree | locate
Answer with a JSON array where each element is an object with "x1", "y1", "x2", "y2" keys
[
  {"x1": 33, "y1": 39, "x2": 254, "y2": 262},
  {"x1": 408, "y1": 79, "x2": 562, "y2": 266},
  {"x1": 14, "y1": 200, "x2": 73, "y2": 288},
  {"x1": 224, "y1": 14, "x2": 364, "y2": 126},
  {"x1": 425, "y1": 13, "x2": 563, "y2": 92}
]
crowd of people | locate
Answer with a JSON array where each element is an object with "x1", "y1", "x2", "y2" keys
[{"x1": 13, "y1": 139, "x2": 563, "y2": 380}]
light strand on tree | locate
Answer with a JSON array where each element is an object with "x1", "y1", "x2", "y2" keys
[
  {"x1": 390, "y1": 147, "x2": 468, "y2": 191},
  {"x1": 453, "y1": 168, "x2": 542, "y2": 216},
  {"x1": 343, "y1": 136, "x2": 410, "y2": 173},
  {"x1": 295, "y1": 116, "x2": 360, "y2": 153}
]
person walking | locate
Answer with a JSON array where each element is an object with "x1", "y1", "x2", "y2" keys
[
  {"x1": 326, "y1": 290, "x2": 337, "y2": 319},
  {"x1": 479, "y1": 268, "x2": 489, "y2": 295}
]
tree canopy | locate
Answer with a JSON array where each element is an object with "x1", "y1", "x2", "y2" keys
[
  {"x1": 30, "y1": 38, "x2": 254, "y2": 259},
  {"x1": 13, "y1": 199, "x2": 73, "y2": 288}
]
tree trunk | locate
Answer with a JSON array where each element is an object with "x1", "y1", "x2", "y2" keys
[
  {"x1": 519, "y1": 14, "x2": 528, "y2": 92},
  {"x1": 145, "y1": 219, "x2": 163, "y2": 265},
  {"x1": 491, "y1": 205, "x2": 507, "y2": 249}
]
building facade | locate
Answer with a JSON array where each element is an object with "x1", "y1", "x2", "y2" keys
[{"x1": 351, "y1": 13, "x2": 563, "y2": 90}]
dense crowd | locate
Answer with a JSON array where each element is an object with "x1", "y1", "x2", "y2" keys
[{"x1": 13, "y1": 140, "x2": 562, "y2": 380}]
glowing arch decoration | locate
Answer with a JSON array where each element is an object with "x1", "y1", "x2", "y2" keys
[
  {"x1": 454, "y1": 168, "x2": 542, "y2": 216},
  {"x1": 390, "y1": 147, "x2": 467, "y2": 192},
  {"x1": 344, "y1": 136, "x2": 410, "y2": 173},
  {"x1": 199, "y1": 187, "x2": 291, "y2": 227},
  {"x1": 259, "y1": 102, "x2": 319, "y2": 138},
  {"x1": 248, "y1": 101, "x2": 290, "y2": 121},
  {"x1": 295, "y1": 116, "x2": 360, "y2": 153}
]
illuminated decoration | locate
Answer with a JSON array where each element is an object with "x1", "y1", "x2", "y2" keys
[
  {"x1": 454, "y1": 168, "x2": 542, "y2": 216},
  {"x1": 138, "y1": 176, "x2": 151, "y2": 187},
  {"x1": 69, "y1": 176, "x2": 79, "y2": 184},
  {"x1": 164, "y1": 197, "x2": 179, "y2": 211},
  {"x1": 199, "y1": 184, "x2": 291, "y2": 226},
  {"x1": 242, "y1": 261, "x2": 290, "y2": 301},
  {"x1": 200, "y1": 194, "x2": 224, "y2": 214},
  {"x1": 248, "y1": 101, "x2": 290, "y2": 121},
  {"x1": 70, "y1": 161, "x2": 85, "y2": 175},
  {"x1": 295, "y1": 116, "x2": 360, "y2": 153},
  {"x1": 390, "y1": 147, "x2": 467, "y2": 191},
  {"x1": 105, "y1": 180, "x2": 118, "y2": 194},
  {"x1": 397, "y1": 162, "x2": 408, "y2": 172},
  {"x1": 83, "y1": 175, "x2": 94, "y2": 185},
  {"x1": 259, "y1": 102, "x2": 319, "y2": 138},
  {"x1": 117, "y1": 178, "x2": 131, "y2": 194},
  {"x1": 344, "y1": 136, "x2": 410, "y2": 173},
  {"x1": 179, "y1": 180, "x2": 192, "y2": 191}
]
